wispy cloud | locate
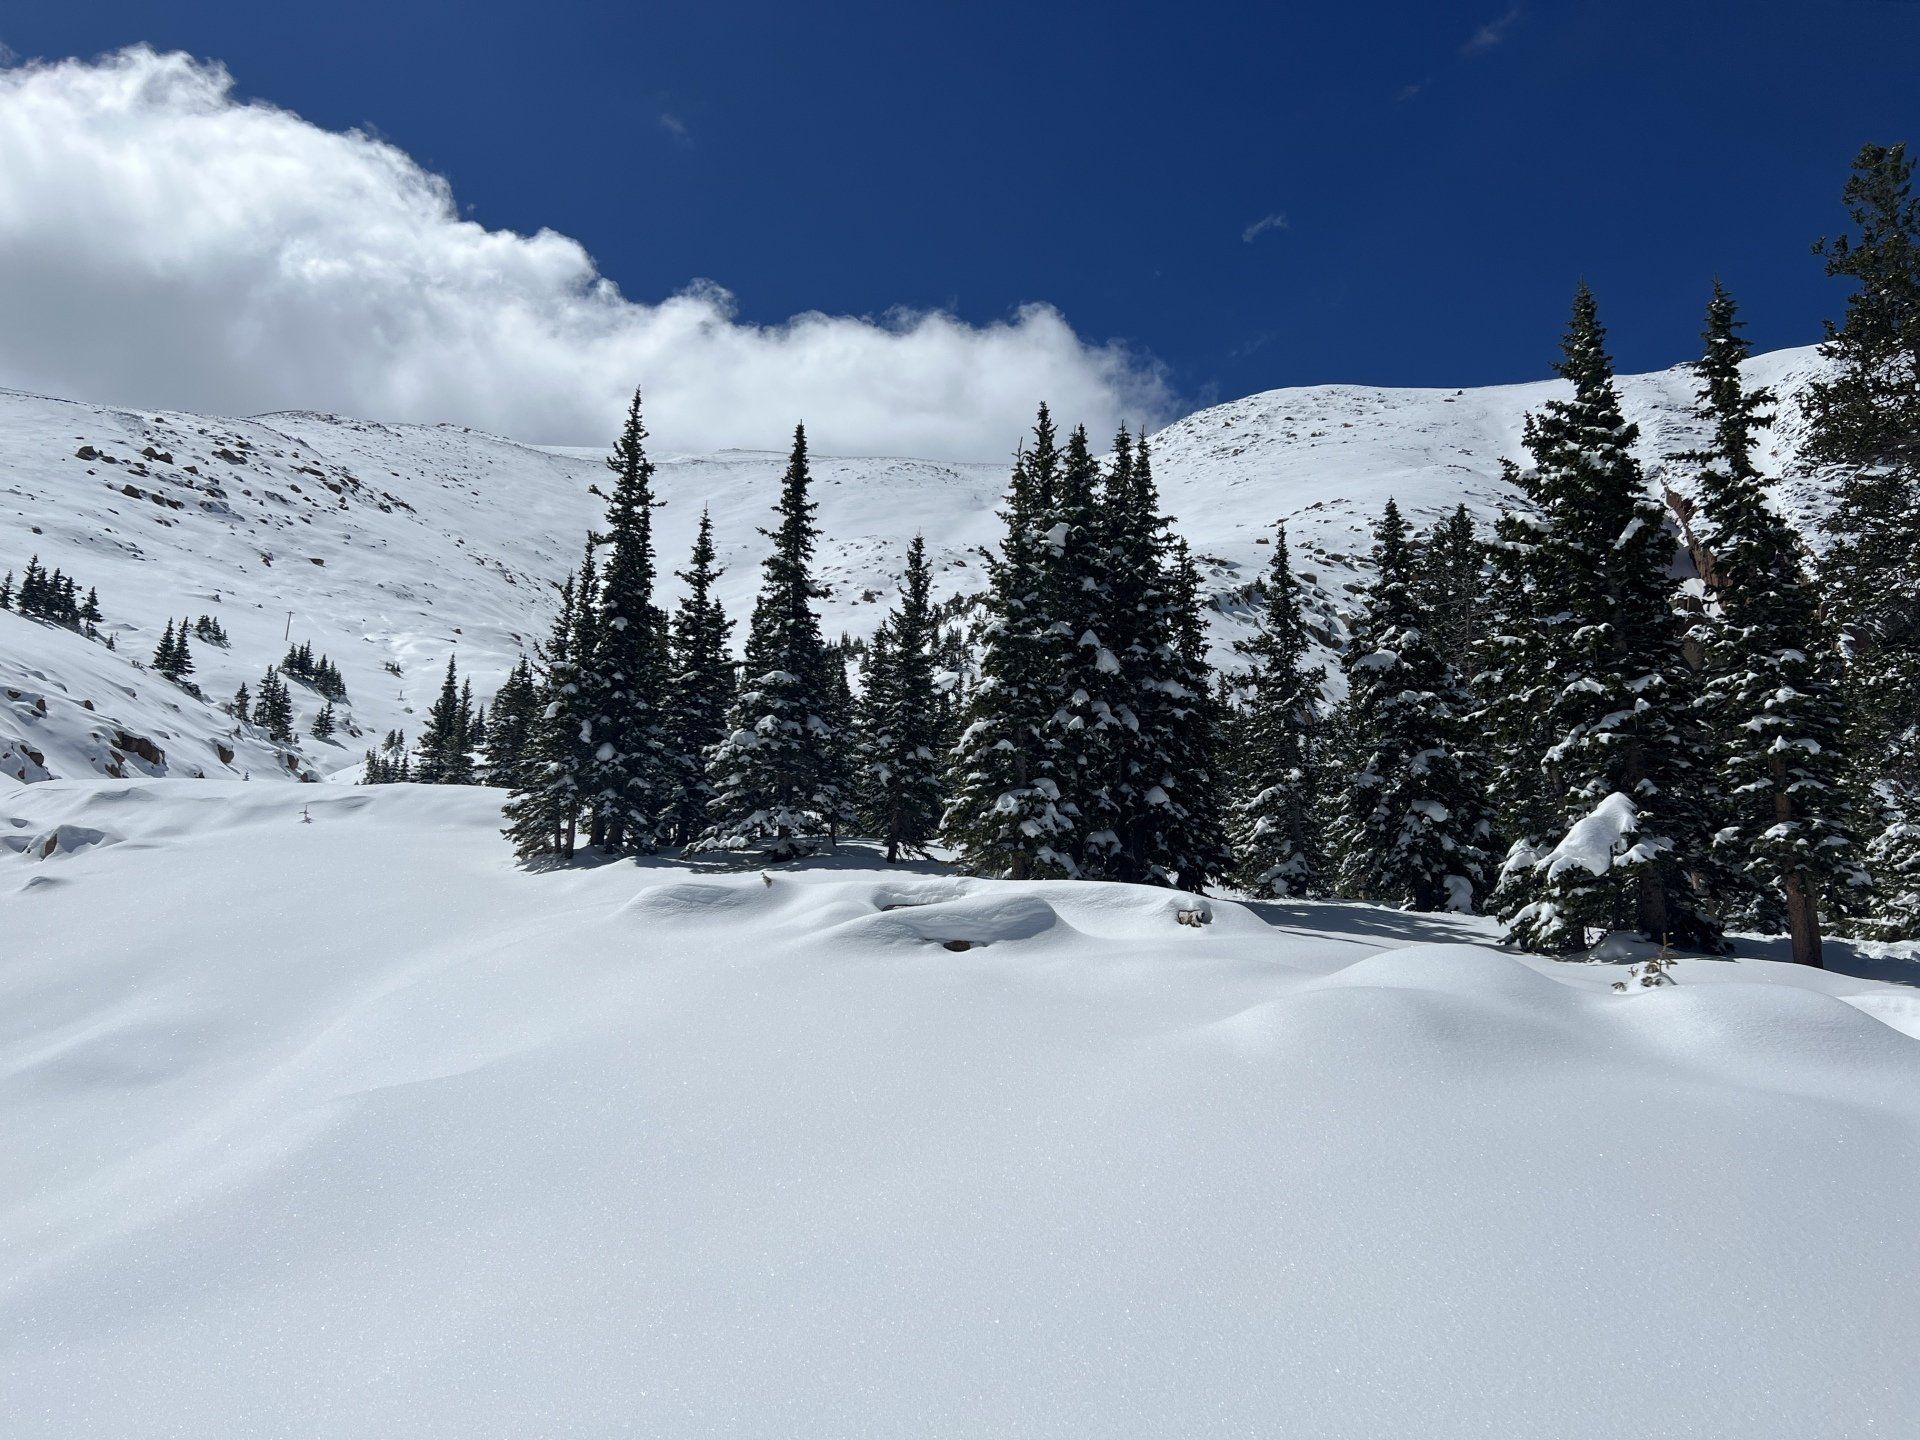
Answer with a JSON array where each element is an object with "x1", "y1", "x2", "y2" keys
[
  {"x1": 1462, "y1": 4, "x2": 1523, "y2": 55},
  {"x1": 1241, "y1": 212, "x2": 1289, "y2": 244},
  {"x1": 658, "y1": 112, "x2": 691, "y2": 144}
]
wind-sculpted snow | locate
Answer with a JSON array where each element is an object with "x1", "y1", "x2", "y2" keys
[
  {"x1": 0, "y1": 345, "x2": 1837, "y2": 781},
  {"x1": 1, "y1": 778, "x2": 1915, "y2": 1437}
]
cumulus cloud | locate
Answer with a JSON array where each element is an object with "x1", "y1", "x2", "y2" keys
[{"x1": 0, "y1": 47, "x2": 1171, "y2": 458}]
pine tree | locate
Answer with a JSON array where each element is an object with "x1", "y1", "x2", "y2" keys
[
  {"x1": 0, "y1": 571, "x2": 12, "y2": 609},
  {"x1": 482, "y1": 656, "x2": 539, "y2": 788},
  {"x1": 415, "y1": 657, "x2": 476, "y2": 784},
  {"x1": 857, "y1": 535, "x2": 945, "y2": 860},
  {"x1": 944, "y1": 408, "x2": 1076, "y2": 878},
  {"x1": 152, "y1": 619, "x2": 178, "y2": 677},
  {"x1": 1146, "y1": 538, "x2": 1233, "y2": 892},
  {"x1": 503, "y1": 569, "x2": 589, "y2": 856},
  {"x1": 1805, "y1": 142, "x2": 1920, "y2": 938},
  {"x1": 255, "y1": 666, "x2": 295, "y2": 743},
  {"x1": 1229, "y1": 522, "x2": 1328, "y2": 897},
  {"x1": 1686, "y1": 283, "x2": 1868, "y2": 963},
  {"x1": 312, "y1": 700, "x2": 337, "y2": 740},
  {"x1": 171, "y1": 618, "x2": 194, "y2": 682},
  {"x1": 661, "y1": 510, "x2": 735, "y2": 845},
  {"x1": 1332, "y1": 500, "x2": 1488, "y2": 912},
  {"x1": 702, "y1": 425, "x2": 851, "y2": 857},
  {"x1": 1490, "y1": 286, "x2": 1721, "y2": 953},
  {"x1": 1415, "y1": 505, "x2": 1486, "y2": 675},
  {"x1": 231, "y1": 682, "x2": 251, "y2": 725},
  {"x1": 582, "y1": 389, "x2": 671, "y2": 852}
]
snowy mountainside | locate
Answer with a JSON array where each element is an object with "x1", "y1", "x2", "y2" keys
[
  {"x1": 0, "y1": 777, "x2": 1915, "y2": 1436},
  {"x1": 0, "y1": 345, "x2": 1833, "y2": 782}
]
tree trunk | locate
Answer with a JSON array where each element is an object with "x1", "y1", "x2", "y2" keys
[{"x1": 1782, "y1": 871, "x2": 1824, "y2": 968}]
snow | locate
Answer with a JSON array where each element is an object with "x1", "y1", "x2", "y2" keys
[
  {"x1": 0, "y1": 345, "x2": 1840, "y2": 784},
  {"x1": 2, "y1": 776, "x2": 1917, "y2": 1437}
]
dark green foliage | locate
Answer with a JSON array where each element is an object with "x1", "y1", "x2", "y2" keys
[
  {"x1": 702, "y1": 425, "x2": 853, "y2": 857},
  {"x1": 482, "y1": 656, "x2": 540, "y2": 789},
  {"x1": 414, "y1": 656, "x2": 477, "y2": 784},
  {"x1": 857, "y1": 535, "x2": 945, "y2": 860},
  {"x1": 312, "y1": 700, "x2": 337, "y2": 740},
  {"x1": 1805, "y1": 143, "x2": 1920, "y2": 937},
  {"x1": 1485, "y1": 286, "x2": 1721, "y2": 953},
  {"x1": 1686, "y1": 283, "x2": 1866, "y2": 963},
  {"x1": 253, "y1": 666, "x2": 295, "y2": 743},
  {"x1": 1332, "y1": 500, "x2": 1488, "y2": 912},
  {"x1": 583, "y1": 389, "x2": 671, "y2": 852},
  {"x1": 944, "y1": 408, "x2": 1076, "y2": 878},
  {"x1": 1228, "y1": 522, "x2": 1327, "y2": 897},
  {"x1": 661, "y1": 510, "x2": 735, "y2": 845}
]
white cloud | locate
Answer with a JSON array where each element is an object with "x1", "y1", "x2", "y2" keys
[
  {"x1": 1462, "y1": 5, "x2": 1523, "y2": 55},
  {"x1": 658, "y1": 112, "x2": 691, "y2": 144},
  {"x1": 1241, "y1": 213, "x2": 1289, "y2": 244},
  {"x1": 0, "y1": 47, "x2": 1171, "y2": 459}
]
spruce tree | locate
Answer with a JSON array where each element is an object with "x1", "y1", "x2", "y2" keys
[
  {"x1": 1229, "y1": 522, "x2": 1328, "y2": 897},
  {"x1": 0, "y1": 571, "x2": 11, "y2": 609},
  {"x1": 1415, "y1": 505, "x2": 1486, "y2": 676},
  {"x1": 415, "y1": 657, "x2": 476, "y2": 784},
  {"x1": 1490, "y1": 286, "x2": 1721, "y2": 953},
  {"x1": 1687, "y1": 283, "x2": 1868, "y2": 963},
  {"x1": 702, "y1": 425, "x2": 851, "y2": 857},
  {"x1": 1806, "y1": 143, "x2": 1920, "y2": 938},
  {"x1": 312, "y1": 701, "x2": 337, "y2": 740},
  {"x1": 582, "y1": 389, "x2": 671, "y2": 852},
  {"x1": 944, "y1": 409, "x2": 1076, "y2": 878},
  {"x1": 1332, "y1": 500, "x2": 1488, "y2": 912},
  {"x1": 152, "y1": 619, "x2": 178, "y2": 677},
  {"x1": 1146, "y1": 538, "x2": 1233, "y2": 892},
  {"x1": 482, "y1": 656, "x2": 539, "y2": 788},
  {"x1": 504, "y1": 573, "x2": 591, "y2": 858},
  {"x1": 661, "y1": 510, "x2": 734, "y2": 845},
  {"x1": 857, "y1": 535, "x2": 945, "y2": 860},
  {"x1": 256, "y1": 666, "x2": 295, "y2": 743},
  {"x1": 231, "y1": 682, "x2": 251, "y2": 725},
  {"x1": 1042, "y1": 423, "x2": 1123, "y2": 877}
]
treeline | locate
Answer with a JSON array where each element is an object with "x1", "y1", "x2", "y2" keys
[{"x1": 470, "y1": 143, "x2": 1917, "y2": 962}]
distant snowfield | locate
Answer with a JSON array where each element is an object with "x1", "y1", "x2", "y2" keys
[
  {"x1": 0, "y1": 345, "x2": 1839, "y2": 786},
  {"x1": 3, "y1": 777, "x2": 1916, "y2": 1437}
]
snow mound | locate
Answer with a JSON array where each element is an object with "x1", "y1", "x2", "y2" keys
[{"x1": 2, "y1": 780, "x2": 1916, "y2": 1438}]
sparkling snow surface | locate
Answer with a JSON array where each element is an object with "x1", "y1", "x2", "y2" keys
[{"x1": 2, "y1": 778, "x2": 1916, "y2": 1437}]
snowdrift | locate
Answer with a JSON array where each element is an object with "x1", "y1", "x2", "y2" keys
[{"x1": 2, "y1": 777, "x2": 1915, "y2": 1437}]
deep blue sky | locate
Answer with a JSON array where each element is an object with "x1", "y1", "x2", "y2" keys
[{"x1": 8, "y1": 1, "x2": 1919, "y2": 408}]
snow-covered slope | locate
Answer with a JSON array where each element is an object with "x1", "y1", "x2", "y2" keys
[
  {"x1": 1, "y1": 776, "x2": 1916, "y2": 1437},
  {"x1": 0, "y1": 346, "x2": 1835, "y2": 782}
]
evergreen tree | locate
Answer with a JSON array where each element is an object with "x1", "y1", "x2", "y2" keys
[
  {"x1": 1806, "y1": 142, "x2": 1920, "y2": 937},
  {"x1": 503, "y1": 582, "x2": 592, "y2": 849},
  {"x1": 857, "y1": 535, "x2": 945, "y2": 860},
  {"x1": 1332, "y1": 499, "x2": 1488, "y2": 912},
  {"x1": 152, "y1": 619, "x2": 178, "y2": 677},
  {"x1": 702, "y1": 425, "x2": 852, "y2": 857},
  {"x1": 171, "y1": 619, "x2": 194, "y2": 682},
  {"x1": 1686, "y1": 283, "x2": 1867, "y2": 963},
  {"x1": 1229, "y1": 522, "x2": 1328, "y2": 897},
  {"x1": 0, "y1": 571, "x2": 11, "y2": 609},
  {"x1": 1489, "y1": 286, "x2": 1721, "y2": 953},
  {"x1": 944, "y1": 409, "x2": 1076, "y2": 878},
  {"x1": 661, "y1": 510, "x2": 735, "y2": 845},
  {"x1": 231, "y1": 682, "x2": 251, "y2": 725},
  {"x1": 482, "y1": 656, "x2": 539, "y2": 788},
  {"x1": 255, "y1": 666, "x2": 295, "y2": 743},
  {"x1": 1415, "y1": 505, "x2": 1486, "y2": 675},
  {"x1": 583, "y1": 389, "x2": 671, "y2": 852},
  {"x1": 312, "y1": 700, "x2": 337, "y2": 740},
  {"x1": 415, "y1": 657, "x2": 476, "y2": 784},
  {"x1": 1145, "y1": 538, "x2": 1233, "y2": 892}
]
